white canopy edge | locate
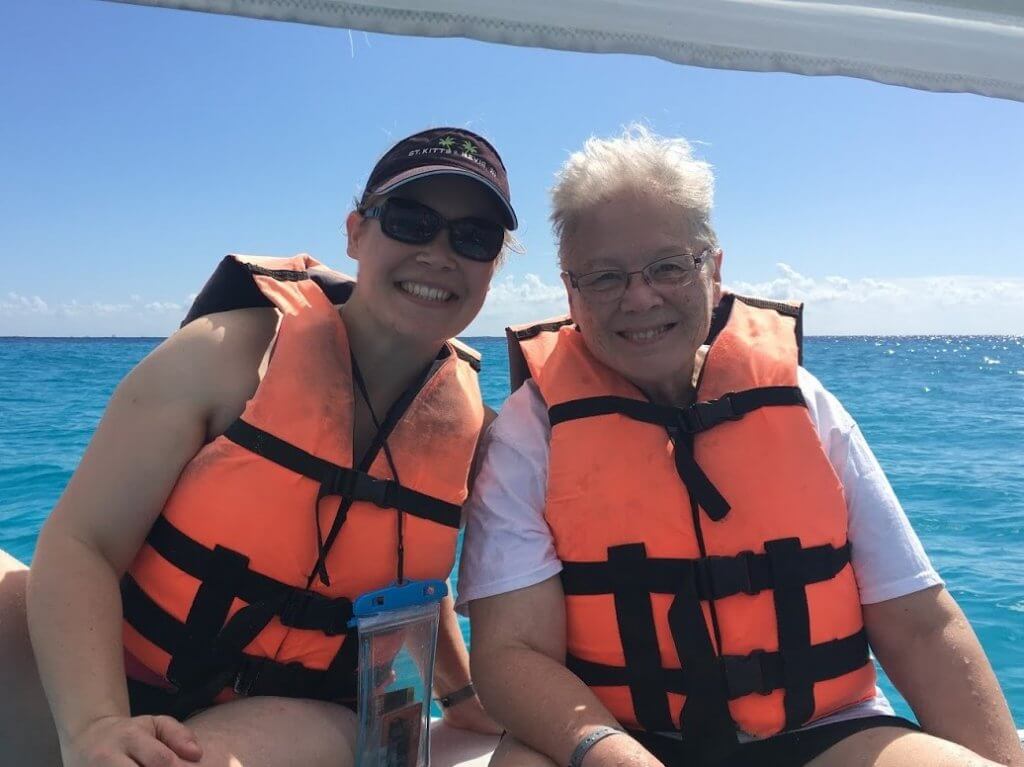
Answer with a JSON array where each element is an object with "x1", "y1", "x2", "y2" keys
[{"x1": 100, "y1": 0, "x2": 1024, "y2": 102}]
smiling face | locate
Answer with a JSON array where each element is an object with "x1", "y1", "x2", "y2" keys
[
  {"x1": 561, "y1": 188, "x2": 722, "y2": 403},
  {"x1": 345, "y1": 175, "x2": 504, "y2": 346}
]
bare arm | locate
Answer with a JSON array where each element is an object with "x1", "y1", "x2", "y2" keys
[
  {"x1": 429, "y1": 588, "x2": 502, "y2": 734},
  {"x1": 433, "y1": 590, "x2": 473, "y2": 698},
  {"x1": 27, "y1": 308, "x2": 277, "y2": 764},
  {"x1": 433, "y1": 405, "x2": 503, "y2": 733},
  {"x1": 865, "y1": 585, "x2": 1022, "y2": 767},
  {"x1": 470, "y1": 576, "x2": 661, "y2": 766}
]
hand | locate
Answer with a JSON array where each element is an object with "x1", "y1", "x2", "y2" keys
[
  {"x1": 63, "y1": 714, "x2": 203, "y2": 767},
  {"x1": 441, "y1": 695, "x2": 504, "y2": 736}
]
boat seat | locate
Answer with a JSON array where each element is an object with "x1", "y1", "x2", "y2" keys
[{"x1": 430, "y1": 719, "x2": 500, "y2": 767}]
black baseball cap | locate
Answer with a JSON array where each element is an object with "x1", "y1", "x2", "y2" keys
[{"x1": 360, "y1": 127, "x2": 518, "y2": 230}]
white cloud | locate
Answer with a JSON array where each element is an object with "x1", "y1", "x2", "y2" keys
[
  {"x1": 0, "y1": 292, "x2": 188, "y2": 336},
  {"x1": 488, "y1": 273, "x2": 566, "y2": 306},
  {"x1": 1, "y1": 293, "x2": 50, "y2": 314},
  {"x1": 727, "y1": 264, "x2": 908, "y2": 304},
  {"x1": 466, "y1": 265, "x2": 1024, "y2": 336},
  {"x1": 3, "y1": 268, "x2": 1021, "y2": 337},
  {"x1": 727, "y1": 264, "x2": 1024, "y2": 335},
  {"x1": 465, "y1": 273, "x2": 568, "y2": 335},
  {"x1": 60, "y1": 300, "x2": 134, "y2": 317},
  {"x1": 144, "y1": 301, "x2": 183, "y2": 313}
]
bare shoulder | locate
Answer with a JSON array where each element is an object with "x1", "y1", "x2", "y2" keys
[
  {"x1": 41, "y1": 307, "x2": 282, "y2": 565},
  {"x1": 124, "y1": 307, "x2": 280, "y2": 434},
  {"x1": 176, "y1": 305, "x2": 280, "y2": 364}
]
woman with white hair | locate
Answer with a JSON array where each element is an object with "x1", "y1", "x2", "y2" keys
[{"x1": 459, "y1": 128, "x2": 1021, "y2": 767}]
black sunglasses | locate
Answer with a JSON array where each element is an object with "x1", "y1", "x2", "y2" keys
[{"x1": 362, "y1": 197, "x2": 506, "y2": 263}]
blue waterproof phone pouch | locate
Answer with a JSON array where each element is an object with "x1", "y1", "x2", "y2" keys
[{"x1": 351, "y1": 580, "x2": 448, "y2": 767}]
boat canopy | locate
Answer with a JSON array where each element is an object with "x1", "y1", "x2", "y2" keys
[{"x1": 102, "y1": 1, "x2": 1024, "y2": 102}]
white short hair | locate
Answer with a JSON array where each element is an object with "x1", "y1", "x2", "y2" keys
[{"x1": 551, "y1": 125, "x2": 718, "y2": 266}]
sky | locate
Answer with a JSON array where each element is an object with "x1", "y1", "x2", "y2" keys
[{"x1": 1, "y1": 0, "x2": 1022, "y2": 336}]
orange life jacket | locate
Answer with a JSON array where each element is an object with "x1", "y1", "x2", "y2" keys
[
  {"x1": 508, "y1": 294, "x2": 876, "y2": 751},
  {"x1": 121, "y1": 254, "x2": 484, "y2": 713}
]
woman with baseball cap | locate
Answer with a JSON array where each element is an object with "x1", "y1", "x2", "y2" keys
[{"x1": 0, "y1": 127, "x2": 515, "y2": 767}]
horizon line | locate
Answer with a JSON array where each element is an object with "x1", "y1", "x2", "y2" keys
[{"x1": 3, "y1": 334, "x2": 1022, "y2": 341}]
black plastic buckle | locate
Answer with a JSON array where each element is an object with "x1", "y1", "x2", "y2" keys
[
  {"x1": 310, "y1": 596, "x2": 352, "y2": 636},
  {"x1": 350, "y1": 472, "x2": 392, "y2": 507},
  {"x1": 326, "y1": 468, "x2": 392, "y2": 508},
  {"x1": 321, "y1": 466, "x2": 349, "y2": 497},
  {"x1": 278, "y1": 591, "x2": 315, "y2": 628},
  {"x1": 279, "y1": 591, "x2": 352, "y2": 636},
  {"x1": 233, "y1": 658, "x2": 263, "y2": 696},
  {"x1": 323, "y1": 598, "x2": 353, "y2": 636},
  {"x1": 690, "y1": 395, "x2": 741, "y2": 432},
  {"x1": 724, "y1": 649, "x2": 773, "y2": 698},
  {"x1": 675, "y1": 406, "x2": 699, "y2": 434},
  {"x1": 704, "y1": 551, "x2": 758, "y2": 599}
]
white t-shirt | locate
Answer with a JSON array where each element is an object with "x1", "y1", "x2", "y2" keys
[{"x1": 457, "y1": 367, "x2": 943, "y2": 733}]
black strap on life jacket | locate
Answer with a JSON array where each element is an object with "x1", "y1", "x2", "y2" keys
[
  {"x1": 668, "y1": 543, "x2": 737, "y2": 763},
  {"x1": 542, "y1": 296, "x2": 816, "y2": 750},
  {"x1": 565, "y1": 628, "x2": 871, "y2": 699},
  {"x1": 560, "y1": 541, "x2": 851, "y2": 599},
  {"x1": 120, "y1": 409, "x2": 462, "y2": 710},
  {"x1": 120, "y1": 516, "x2": 361, "y2": 716},
  {"x1": 561, "y1": 539, "x2": 872, "y2": 736},
  {"x1": 225, "y1": 413, "x2": 461, "y2": 587},
  {"x1": 223, "y1": 419, "x2": 461, "y2": 530},
  {"x1": 548, "y1": 386, "x2": 805, "y2": 521},
  {"x1": 124, "y1": 259, "x2": 468, "y2": 712},
  {"x1": 548, "y1": 387, "x2": 804, "y2": 433},
  {"x1": 302, "y1": 347, "x2": 448, "y2": 586}
]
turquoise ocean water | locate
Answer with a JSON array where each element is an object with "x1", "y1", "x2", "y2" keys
[{"x1": 1, "y1": 335, "x2": 1022, "y2": 725}]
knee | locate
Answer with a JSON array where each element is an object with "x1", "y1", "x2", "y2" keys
[
  {"x1": 0, "y1": 552, "x2": 31, "y2": 655},
  {"x1": 249, "y1": 696, "x2": 355, "y2": 731},
  {"x1": 186, "y1": 696, "x2": 359, "y2": 767},
  {"x1": 193, "y1": 695, "x2": 356, "y2": 731},
  {"x1": 273, "y1": 697, "x2": 358, "y2": 738},
  {"x1": 0, "y1": 552, "x2": 57, "y2": 760}
]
